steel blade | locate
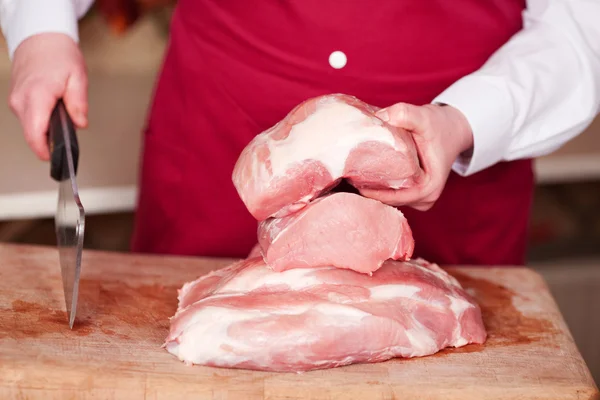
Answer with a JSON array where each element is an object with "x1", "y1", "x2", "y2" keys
[
  {"x1": 52, "y1": 103, "x2": 85, "y2": 329},
  {"x1": 55, "y1": 179, "x2": 85, "y2": 328}
]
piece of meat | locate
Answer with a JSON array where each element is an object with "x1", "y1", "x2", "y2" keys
[
  {"x1": 232, "y1": 93, "x2": 422, "y2": 221},
  {"x1": 247, "y1": 243, "x2": 262, "y2": 258},
  {"x1": 165, "y1": 257, "x2": 486, "y2": 373},
  {"x1": 257, "y1": 192, "x2": 414, "y2": 274}
]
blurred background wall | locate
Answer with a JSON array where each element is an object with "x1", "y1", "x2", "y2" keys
[{"x1": 0, "y1": 3, "x2": 598, "y2": 383}]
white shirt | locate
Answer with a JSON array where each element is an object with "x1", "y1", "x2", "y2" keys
[{"x1": 1, "y1": 0, "x2": 599, "y2": 177}]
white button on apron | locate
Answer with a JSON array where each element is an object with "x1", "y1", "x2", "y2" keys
[{"x1": 329, "y1": 51, "x2": 347, "y2": 69}]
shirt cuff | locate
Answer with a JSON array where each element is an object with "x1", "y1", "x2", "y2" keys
[
  {"x1": 432, "y1": 75, "x2": 516, "y2": 176},
  {"x1": 3, "y1": 0, "x2": 79, "y2": 59}
]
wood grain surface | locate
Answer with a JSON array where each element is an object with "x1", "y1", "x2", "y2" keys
[{"x1": 0, "y1": 243, "x2": 597, "y2": 399}]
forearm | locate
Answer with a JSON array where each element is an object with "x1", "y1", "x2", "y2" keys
[
  {"x1": 0, "y1": 0, "x2": 94, "y2": 58},
  {"x1": 433, "y1": 0, "x2": 600, "y2": 176}
]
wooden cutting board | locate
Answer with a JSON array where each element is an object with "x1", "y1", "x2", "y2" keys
[{"x1": 0, "y1": 243, "x2": 597, "y2": 400}]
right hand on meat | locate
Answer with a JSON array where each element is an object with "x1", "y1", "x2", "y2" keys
[
  {"x1": 359, "y1": 103, "x2": 474, "y2": 211},
  {"x1": 8, "y1": 33, "x2": 88, "y2": 161}
]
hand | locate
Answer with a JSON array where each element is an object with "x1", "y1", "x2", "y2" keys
[
  {"x1": 8, "y1": 33, "x2": 88, "y2": 161},
  {"x1": 360, "y1": 103, "x2": 474, "y2": 211}
]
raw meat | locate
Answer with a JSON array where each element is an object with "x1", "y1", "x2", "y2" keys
[
  {"x1": 257, "y1": 192, "x2": 414, "y2": 274},
  {"x1": 247, "y1": 243, "x2": 262, "y2": 258},
  {"x1": 165, "y1": 257, "x2": 486, "y2": 372},
  {"x1": 232, "y1": 93, "x2": 422, "y2": 221}
]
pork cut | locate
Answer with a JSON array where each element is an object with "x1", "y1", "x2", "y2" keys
[
  {"x1": 232, "y1": 93, "x2": 422, "y2": 221},
  {"x1": 165, "y1": 257, "x2": 486, "y2": 373},
  {"x1": 257, "y1": 192, "x2": 414, "y2": 274}
]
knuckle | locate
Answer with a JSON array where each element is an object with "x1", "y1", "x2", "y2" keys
[
  {"x1": 428, "y1": 190, "x2": 441, "y2": 203},
  {"x1": 413, "y1": 204, "x2": 426, "y2": 212},
  {"x1": 392, "y1": 103, "x2": 410, "y2": 119},
  {"x1": 417, "y1": 202, "x2": 434, "y2": 211},
  {"x1": 7, "y1": 85, "x2": 31, "y2": 112},
  {"x1": 74, "y1": 66, "x2": 88, "y2": 84},
  {"x1": 8, "y1": 93, "x2": 21, "y2": 112}
]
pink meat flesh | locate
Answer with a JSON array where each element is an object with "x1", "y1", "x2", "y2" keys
[
  {"x1": 247, "y1": 243, "x2": 262, "y2": 258},
  {"x1": 232, "y1": 93, "x2": 422, "y2": 221},
  {"x1": 257, "y1": 192, "x2": 414, "y2": 274},
  {"x1": 165, "y1": 257, "x2": 486, "y2": 373}
]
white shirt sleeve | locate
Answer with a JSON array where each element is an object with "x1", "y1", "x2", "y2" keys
[
  {"x1": 0, "y1": 0, "x2": 95, "y2": 59},
  {"x1": 433, "y1": 0, "x2": 600, "y2": 177}
]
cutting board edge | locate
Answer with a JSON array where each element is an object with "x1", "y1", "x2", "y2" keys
[{"x1": 1, "y1": 366, "x2": 598, "y2": 400}]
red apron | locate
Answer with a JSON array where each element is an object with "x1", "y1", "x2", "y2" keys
[{"x1": 130, "y1": 0, "x2": 534, "y2": 266}]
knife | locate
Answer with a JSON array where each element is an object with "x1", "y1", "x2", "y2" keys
[{"x1": 48, "y1": 99, "x2": 86, "y2": 329}]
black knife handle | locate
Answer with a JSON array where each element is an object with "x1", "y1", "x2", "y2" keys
[{"x1": 48, "y1": 99, "x2": 79, "y2": 182}]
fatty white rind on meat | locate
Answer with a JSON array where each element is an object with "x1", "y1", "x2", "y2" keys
[{"x1": 165, "y1": 258, "x2": 487, "y2": 372}]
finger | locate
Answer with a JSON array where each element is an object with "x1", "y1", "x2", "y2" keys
[
  {"x1": 388, "y1": 105, "x2": 436, "y2": 177},
  {"x1": 63, "y1": 68, "x2": 88, "y2": 128},
  {"x1": 359, "y1": 187, "x2": 423, "y2": 207},
  {"x1": 376, "y1": 103, "x2": 425, "y2": 131},
  {"x1": 21, "y1": 88, "x2": 58, "y2": 160},
  {"x1": 411, "y1": 202, "x2": 434, "y2": 212}
]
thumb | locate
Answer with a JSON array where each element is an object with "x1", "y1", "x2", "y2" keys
[
  {"x1": 376, "y1": 103, "x2": 424, "y2": 131},
  {"x1": 379, "y1": 103, "x2": 435, "y2": 176},
  {"x1": 359, "y1": 186, "x2": 423, "y2": 207},
  {"x1": 63, "y1": 68, "x2": 88, "y2": 129}
]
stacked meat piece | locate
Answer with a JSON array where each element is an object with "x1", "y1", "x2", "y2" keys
[
  {"x1": 234, "y1": 94, "x2": 422, "y2": 275},
  {"x1": 165, "y1": 94, "x2": 487, "y2": 372},
  {"x1": 232, "y1": 94, "x2": 423, "y2": 221},
  {"x1": 257, "y1": 192, "x2": 415, "y2": 275}
]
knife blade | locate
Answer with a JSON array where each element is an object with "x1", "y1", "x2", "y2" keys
[{"x1": 48, "y1": 99, "x2": 86, "y2": 329}]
